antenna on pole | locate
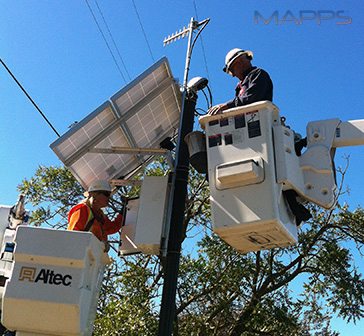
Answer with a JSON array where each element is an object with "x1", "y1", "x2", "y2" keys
[
  {"x1": 163, "y1": 17, "x2": 210, "y2": 91},
  {"x1": 158, "y1": 17, "x2": 210, "y2": 336},
  {"x1": 163, "y1": 27, "x2": 189, "y2": 46}
]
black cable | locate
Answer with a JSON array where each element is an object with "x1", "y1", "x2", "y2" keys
[
  {"x1": 193, "y1": 0, "x2": 211, "y2": 88},
  {"x1": 200, "y1": 89, "x2": 210, "y2": 109},
  {"x1": 189, "y1": 19, "x2": 209, "y2": 61},
  {"x1": 194, "y1": 107, "x2": 206, "y2": 116},
  {"x1": 94, "y1": 0, "x2": 131, "y2": 81},
  {"x1": 131, "y1": 0, "x2": 155, "y2": 62},
  {"x1": 205, "y1": 84, "x2": 213, "y2": 108},
  {"x1": 1, "y1": 58, "x2": 60, "y2": 137},
  {"x1": 84, "y1": 0, "x2": 127, "y2": 84}
]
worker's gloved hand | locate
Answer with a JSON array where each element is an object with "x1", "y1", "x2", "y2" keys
[
  {"x1": 207, "y1": 104, "x2": 228, "y2": 116},
  {"x1": 207, "y1": 105, "x2": 223, "y2": 115}
]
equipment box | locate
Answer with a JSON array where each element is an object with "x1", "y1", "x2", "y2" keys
[
  {"x1": 2, "y1": 226, "x2": 109, "y2": 336},
  {"x1": 199, "y1": 101, "x2": 297, "y2": 254}
]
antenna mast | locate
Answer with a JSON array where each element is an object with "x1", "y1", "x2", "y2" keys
[
  {"x1": 163, "y1": 17, "x2": 210, "y2": 91},
  {"x1": 158, "y1": 17, "x2": 209, "y2": 336}
]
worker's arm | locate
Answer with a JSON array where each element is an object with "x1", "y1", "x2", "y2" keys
[
  {"x1": 103, "y1": 213, "x2": 123, "y2": 236},
  {"x1": 207, "y1": 103, "x2": 229, "y2": 115}
]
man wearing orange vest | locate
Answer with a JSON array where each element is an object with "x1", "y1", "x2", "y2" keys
[{"x1": 68, "y1": 180, "x2": 122, "y2": 242}]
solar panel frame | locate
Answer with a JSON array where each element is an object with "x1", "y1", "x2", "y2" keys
[{"x1": 50, "y1": 57, "x2": 182, "y2": 190}]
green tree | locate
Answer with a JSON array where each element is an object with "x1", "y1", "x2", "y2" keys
[{"x1": 18, "y1": 162, "x2": 364, "y2": 335}]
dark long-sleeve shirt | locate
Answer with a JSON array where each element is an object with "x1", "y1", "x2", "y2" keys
[{"x1": 226, "y1": 67, "x2": 273, "y2": 108}]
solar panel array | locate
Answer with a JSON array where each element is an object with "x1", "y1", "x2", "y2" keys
[{"x1": 50, "y1": 57, "x2": 182, "y2": 190}]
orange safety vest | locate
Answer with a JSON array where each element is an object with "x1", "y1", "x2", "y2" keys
[{"x1": 68, "y1": 202, "x2": 121, "y2": 241}]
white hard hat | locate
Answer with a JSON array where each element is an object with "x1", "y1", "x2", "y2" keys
[
  {"x1": 84, "y1": 180, "x2": 112, "y2": 196},
  {"x1": 223, "y1": 48, "x2": 253, "y2": 75}
]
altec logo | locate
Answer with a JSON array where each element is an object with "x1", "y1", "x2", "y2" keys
[{"x1": 19, "y1": 267, "x2": 72, "y2": 286}]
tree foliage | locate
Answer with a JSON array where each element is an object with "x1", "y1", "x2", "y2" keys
[
  {"x1": 17, "y1": 161, "x2": 364, "y2": 335},
  {"x1": 19, "y1": 165, "x2": 84, "y2": 228}
]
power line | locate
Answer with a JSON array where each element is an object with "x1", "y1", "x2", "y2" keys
[
  {"x1": 94, "y1": 0, "x2": 131, "y2": 81},
  {"x1": 192, "y1": 0, "x2": 211, "y2": 86},
  {"x1": 131, "y1": 0, "x2": 155, "y2": 63},
  {"x1": 84, "y1": 0, "x2": 127, "y2": 84},
  {"x1": 0, "y1": 58, "x2": 60, "y2": 137}
]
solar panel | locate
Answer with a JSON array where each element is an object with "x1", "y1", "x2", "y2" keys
[{"x1": 50, "y1": 57, "x2": 182, "y2": 190}]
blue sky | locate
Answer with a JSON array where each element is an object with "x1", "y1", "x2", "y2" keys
[{"x1": 1, "y1": 0, "x2": 364, "y2": 334}]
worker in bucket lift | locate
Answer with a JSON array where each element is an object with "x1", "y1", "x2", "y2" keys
[
  {"x1": 207, "y1": 48, "x2": 273, "y2": 115},
  {"x1": 68, "y1": 180, "x2": 122, "y2": 248}
]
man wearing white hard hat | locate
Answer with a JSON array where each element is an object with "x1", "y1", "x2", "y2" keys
[
  {"x1": 207, "y1": 48, "x2": 273, "y2": 115},
  {"x1": 68, "y1": 180, "x2": 123, "y2": 243}
]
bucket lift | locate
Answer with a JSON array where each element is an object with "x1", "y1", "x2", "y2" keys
[
  {"x1": 199, "y1": 101, "x2": 364, "y2": 254},
  {"x1": 0, "y1": 186, "x2": 171, "y2": 336},
  {"x1": 2, "y1": 227, "x2": 109, "y2": 336},
  {"x1": 0, "y1": 197, "x2": 110, "y2": 336},
  {"x1": 0, "y1": 195, "x2": 30, "y2": 306}
]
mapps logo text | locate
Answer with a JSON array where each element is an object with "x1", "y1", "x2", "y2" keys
[
  {"x1": 19, "y1": 266, "x2": 72, "y2": 286},
  {"x1": 254, "y1": 10, "x2": 352, "y2": 25}
]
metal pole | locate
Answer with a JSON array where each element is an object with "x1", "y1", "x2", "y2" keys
[
  {"x1": 158, "y1": 17, "x2": 196, "y2": 336},
  {"x1": 158, "y1": 93, "x2": 197, "y2": 336},
  {"x1": 182, "y1": 18, "x2": 195, "y2": 89},
  {"x1": 158, "y1": 17, "x2": 210, "y2": 336}
]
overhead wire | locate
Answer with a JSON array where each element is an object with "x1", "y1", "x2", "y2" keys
[
  {"x1": 84, "y1": 0, "x2": 127, "y2": 84},
  {"x1": 131, "y1": 0, "x2": 155, "y2": 63},
  {"x1": 94, "y1": 0, "x2": 131, "y2": 81},
  {"x1": 0, "y1": 58, "x2": 60, "y2": 137},
  {"x1": 192, "y1": 0, "x2": 211, "y2": 87}
]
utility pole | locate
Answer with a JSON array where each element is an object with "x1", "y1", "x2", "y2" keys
[{"x1": 158, "y1": 17, "x2": 209, "y2": 336}]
